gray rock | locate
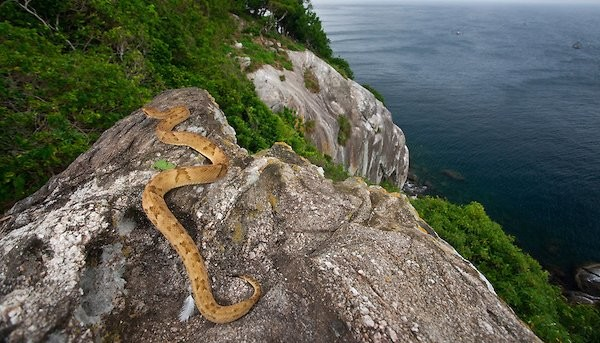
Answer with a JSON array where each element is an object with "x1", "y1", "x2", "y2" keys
[
  {"x1": 575, "y1": 263, "x2": 600, "y2": 297},
  {"x1": 566, "y1": 290, "x2": 600, "y2": 305},
  {"x1": 248, "y1": 50, "x2": 409, "y2": 189},
  {"x1": 0, "y1": 88, "x2": 540, "y2": 342},
  {"x1": 236, "y1": 56, "x2": 251, "y2": 70}
]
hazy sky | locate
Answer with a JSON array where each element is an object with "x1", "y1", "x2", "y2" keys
[{"x1": 312, "y1": 0, "x2": 600, "y2": 4}]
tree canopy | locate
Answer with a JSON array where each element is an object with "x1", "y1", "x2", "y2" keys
[{"x1": 239, "y1": 1, "x2": 329, "y2": 52}]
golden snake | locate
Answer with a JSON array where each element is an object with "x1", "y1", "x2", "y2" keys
[{"x1": 141, "y1": 106, "x2": 261, "y2": 323}]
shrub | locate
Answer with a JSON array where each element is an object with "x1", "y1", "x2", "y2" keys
[
  {"x1": 362, "y1": 84, "x2": 385, "y2": 104},
  {"x1": 328, "y1": 56, "x2": 354, "y2": 79},
  {"x1": 304, "y1": 119, "x2": 316, "y2": 135},
  {"x1": 337, "y1": 115, "x2": 351, "y2": 145},
  {"x1": 379, "y1": 179, "x2": 400, "y2": 193},
  {"x1": 303, "y1": 68, "x2": 320, "y2": 93},
  {"x1": 0, "y1": 1, "x2": 300, "y2": 211},
  {"x1": 238, "y1": 37, "x2": 293, "y2": 71},
  {"x1": 411, "y1": 196, "x2": 600, "y2": 343},
  {"x1": 0, "y1": 22, "x2": 148, "y2": 209},
  {"x1": 238, "y1": 0, "x2": 332, "y2": 59}
]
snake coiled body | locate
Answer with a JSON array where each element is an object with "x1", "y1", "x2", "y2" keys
[{"x1": 141, "y1": 106, "x2": 260, "y2": 324}]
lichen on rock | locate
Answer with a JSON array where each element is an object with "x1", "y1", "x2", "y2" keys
[{"x1": 0, "y1": 88, "x2": 539, "y2": 342}]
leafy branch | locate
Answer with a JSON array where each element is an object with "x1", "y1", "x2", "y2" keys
[{"x1": 2, "y1": 0, "x2": 76, "y2": 50}]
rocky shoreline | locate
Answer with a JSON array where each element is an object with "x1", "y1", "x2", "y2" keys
[
  {"x1": 401, "y1": 171, "x2": 429, "y2": 197},
  {"x1": 402, "y1": 168, "x2": 600, "y2": 306},
  {"x1": 566, "y1": 263, "x2": 600, "y2": 305}
]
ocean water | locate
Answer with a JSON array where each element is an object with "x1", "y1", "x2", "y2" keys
[{"x1": 314, "y1": 1, "x2": 600, "y2": 277}]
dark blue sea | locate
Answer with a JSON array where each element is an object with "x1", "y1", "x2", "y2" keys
[{"x1": 314, "y1": 1, "x2": 600, "y2": 278}]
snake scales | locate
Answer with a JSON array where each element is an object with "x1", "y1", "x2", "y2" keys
[{"x1": 141, "y1": 106, "x2": 261, "y2": 323}]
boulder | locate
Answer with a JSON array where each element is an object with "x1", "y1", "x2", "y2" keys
[
  {"x1": 566, "y1": 291, "x2": 600, "y2": 306},
  {"x1": 575, "y1": 263, "x2": 600, "y2": 297},
  {"x1": 0, "y1": 88, "x2": 540, "y2": 342},
  {"x1": 249, "y1": 50, "x2": 409, "y2": 189},
  {"x1": 236, "y1": 56, "x2": 252, "y2": 70}
]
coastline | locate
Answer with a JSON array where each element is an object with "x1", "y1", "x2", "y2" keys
[
  {"x1": 315, "y1": 0, "x2": 600, "y2": 280},
  {"x1": 405, "y1": 167, "x2": 598, "y2": 304}
]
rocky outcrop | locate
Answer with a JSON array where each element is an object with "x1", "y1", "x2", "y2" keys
[
  {"x1": 0, "y1": 88, "x2": 539, "y2": 342},
  {"x1": 249, "y1": 50, "x2": 409, "y2": 189},
  {"x1": 566, "y1": 290, "x2": 600, "y2": 306},
  {"x1": 575, "y1": 264, "x2": 600, "y2": 296},
  {"x1": 567, "y1": 263, "x2": 600, "y2": 305}
]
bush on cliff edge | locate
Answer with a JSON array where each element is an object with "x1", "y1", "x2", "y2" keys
[{"x1": 412, "y1": 196, "x2": 600, "y2": 343}]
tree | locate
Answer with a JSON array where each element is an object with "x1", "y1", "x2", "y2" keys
[{"x1": 237, "y1": 0, "x2": 332, "y2": 58}]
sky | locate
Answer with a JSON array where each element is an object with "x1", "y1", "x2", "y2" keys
[{"x1": 312, "y1": 0, "x2": 600, "y2": 4}]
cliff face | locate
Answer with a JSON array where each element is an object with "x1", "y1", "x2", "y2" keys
[
  {"x1": 249, "y1": 50, "x2": 409, "y2": 188},
  {"x1": 0, "y1": 89, "x2": 539, "y2": 342}
]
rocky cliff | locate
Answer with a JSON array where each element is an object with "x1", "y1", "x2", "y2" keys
[
  {"x1": 0, "y1": 89, "x2": 539, "y2": 342},
  {"x1": 249, "y1": 50, "x2": 409, "y2": 189}
]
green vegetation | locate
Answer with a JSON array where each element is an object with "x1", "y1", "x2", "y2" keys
[
  {"x1": 328, "y1": 56, "x2": 354, "y2": 79},
  {"x1": 152, "y1": 159, "x2": 176, "y2": 171},
  {"x1": 2, "y1": 3, "x2": 598, "y2": 343},
  {"x1": 1, "y1": 18, "x2": 148, "y2": 208},
  {"x1": 275, "y1": 108, "x2": 348, "y2": 182},
  {"x1": 379, "y1": 179, "x2": 400, "y2": 193},
  {"x1": 337, "y1": 115, "x2": 351, "y2": 145},
  {"x1": 304, "y1": 119, "x2": 316, "y2": 135},
  {"x1": 242, "y1": 0, "x2": 353, "y2": 78},
  {"x1": 322, "y1": 156, "x2": 350, "y2": 182},
  {"x1": 0, "y1": 0, "x2": 350, "y2": 211},
  {"x1": 236, "y1": 36, "x2": 293, "y2": 72},
  {"x1": 303, "y1": 68, "x2": 320, "y2": 93},
  {"x1": 412, "y1": 197, "x2": 600, "y2": 343},
  {"x1": 362, "y1": 84, "x2": 385, "y2": 104}
]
